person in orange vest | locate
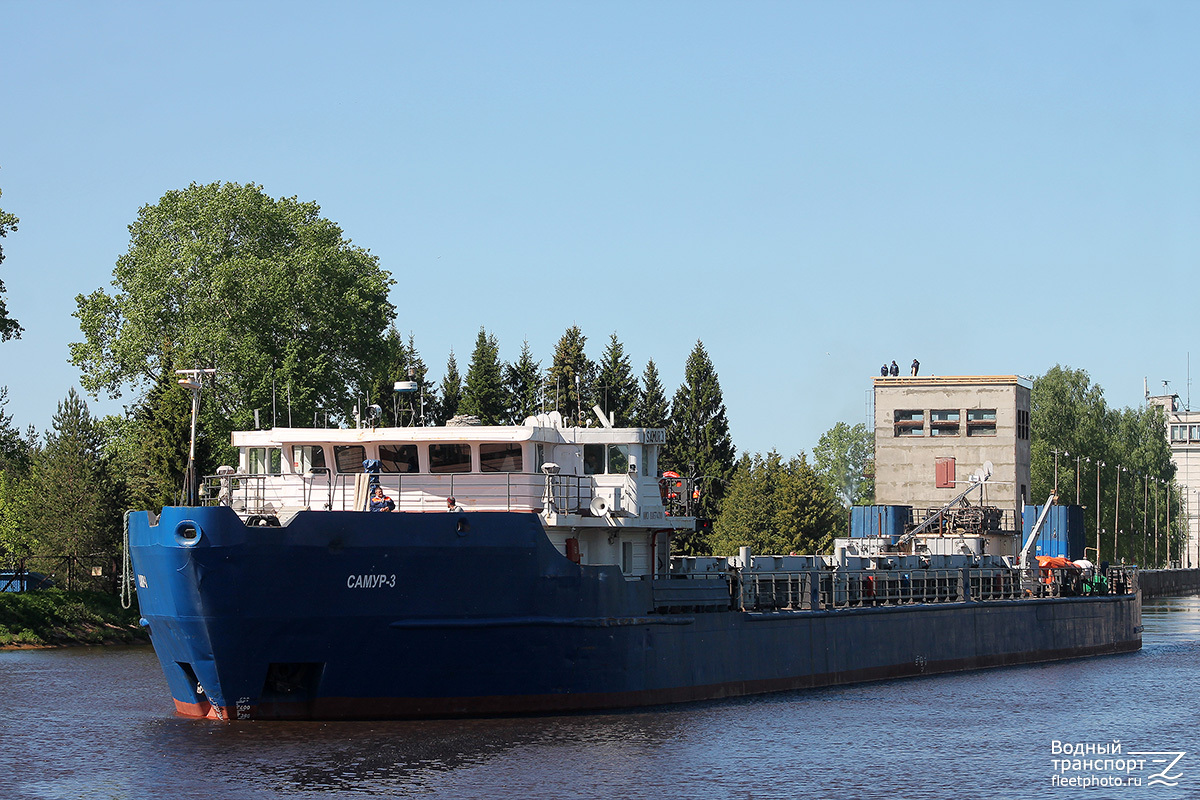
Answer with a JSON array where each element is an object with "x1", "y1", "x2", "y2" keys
[{"x1": 369, "y1": 486, "x2": 395, "y2": 512}]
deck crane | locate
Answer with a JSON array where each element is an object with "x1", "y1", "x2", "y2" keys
[{"x1": 894, "y1": 461, "x2": 994, "y2": 551}]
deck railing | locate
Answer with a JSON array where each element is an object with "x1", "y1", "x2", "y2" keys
[
  {"x1": 202, "y1": 471, "x2": 577, "y2": 515},
  {"x1": 732, "y1": 565, "x2": 1138, "y2": 612}
]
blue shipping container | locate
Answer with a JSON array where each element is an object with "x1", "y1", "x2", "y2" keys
[
  {"x1": 850, "y1": 506, "x2": 911, "y2": 543},
  {"x1": 1021, "y1": 505, "x2": 1085, "y2": 561}
]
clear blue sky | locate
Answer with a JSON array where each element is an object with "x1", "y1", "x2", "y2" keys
[{"x1": 1, "y1": 2, "x2": 1197, "y2": 458}]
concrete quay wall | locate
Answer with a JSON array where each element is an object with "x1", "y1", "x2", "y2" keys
[{"x1": 1139, "y1": 568, "x2": 1200, "y2": 598}]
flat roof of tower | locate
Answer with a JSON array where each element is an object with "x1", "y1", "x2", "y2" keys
[{"x1": 873, "y1": 375, "x2": 1032, "y2": 389}]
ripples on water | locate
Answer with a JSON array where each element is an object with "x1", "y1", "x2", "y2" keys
[{"x1": 3, "y1": 597, "x2": 1198, "y2": 800}]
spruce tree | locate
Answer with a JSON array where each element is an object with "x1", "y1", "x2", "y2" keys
[
  {"x1": 774, "y1": 453, "x2": 843, "y2": 553},
  {"x1": 460, "y1": 327, "x2": 505, "y2": 424},
  {"x1": 709, "y1": 451, "x2": 842, "y2": 556},
  {"x1": 436, "y1": 350, "x2": 462, "y2": 424},
  {"x1": 125, "y1": 370, "x2": 214, "y2": 511},
  {"x1": 24, "y1": 389, "x2": 120, "y2": 588},
  {"x1": 545, "y1": 325, "x2": 594, "y2": 426},
  {"x1": 592, "y1": 333, "x2": 639, "y2": 426},
  {"x1": 666, "y1": 340, "x2": 736, "y2": 518},
  {"x1": 505, "y1": 340, "x2": 542, "y2": 424},
  {"x1": 400, "y1": 333, "x2": 434, "y2": 426},
  {"x1": 634, "y1": 359, "x2": 670, "y2": 430}
]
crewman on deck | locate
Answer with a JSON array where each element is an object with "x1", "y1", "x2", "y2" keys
[
  {"x1": 369, "y1": 486, "x2": 395, "y2": 512},
  {"x1": 446, "y1": 496, "x2": 463, "y2": 512}
]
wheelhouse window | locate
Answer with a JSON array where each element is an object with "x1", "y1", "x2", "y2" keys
[
  {"x1": 379, "y1": 444, "x2": 419, "y2": 473},
  {"x1": 429, "y1": 443, "x2": 471, "y2": 473},
  {"x1": 247, "y1": 447, "x2": 282, "y2": 475},
  {"x1": 480, "y1": 443, "x2": 523, "y2": 473},
  {"x1": 967, "y1": 409, "x2": 997, "y2": 437},
  {"x1": 583, "y1": 443, "x2": 604, "y2": 475},
  {"x1": 334, "y1": 445, "x2": 367, "y2": 473},
  {"x1": 292, "y1": 445, "x2": 327, "y2": 473},
  {"x1": 607, "y1": 444, "x2": 630, "y2": 474}
]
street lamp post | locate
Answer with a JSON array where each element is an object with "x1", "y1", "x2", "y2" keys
[
  {"x1": 1143, "y1": 474, "x2": 1149, "y2": 567},
  {"x1": 1096, "y1": 460, "x2": 1104, "y2": 563},
  {"x1": 1114, "y1": 466, "x2": 1124, "y2": 564},
  {"x1": 1155, "y1": 479, "x2": 1161, "y2": 567},
  {"x1": 1080, "y1": 453, "x2": 1089, "y2": 503},
  {"x1": 1166, "y1": 482, "x2": 1172, "y2": 568}
]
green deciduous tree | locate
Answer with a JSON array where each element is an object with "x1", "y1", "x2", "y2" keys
[
  {"x1": 709, "y1": 452, "x2": 841, "y2": 556},
  {"x1": 460, "y1": 327, "x2": 505, "y2": 424},
  {"x1": 634, "y1": 359, "x2": 669, "y2": 430},
  {"x1": 545, "y1": 326, "x2": 594, "y2": 426},
  {"x1": 0, "y1": 387, "x2": 31, "y2": 475},
  {"x1": 813, "y1": 421, "x2": 875, "y2": 506},
  {"x1": 0, "y1": 469, "x2": 33, "y2": 562},
  {"x1": 0, "y1": 181, "x2": 21, "y2": 342},
  {"x1": 592, "y1": 333, "x2": 639, "y2": 427},
  {"x1": 1031, "y1": 365, "x2": 1178, "y2": 566},
  {"x1": 504, "y1": 340, "x2": 542, "y2": 424},
  {"x1": 71, "y1": 182, "x2": 395, "y2": 433},
  {"x1": 665, "y1": 340, "x2": 736, "y2": 518}
]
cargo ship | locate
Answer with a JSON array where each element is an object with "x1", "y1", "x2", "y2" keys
[{"x1": 126, "y1": 404, "x2": 1141, "y2": 720}]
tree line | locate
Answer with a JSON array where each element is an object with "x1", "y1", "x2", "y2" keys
[
  {"x1": 0, "y1": 182, "x2": 1189, "y2": 589},
  {"x1": 1030, "y1": 366, "x2": 1185, "y2": 567}
]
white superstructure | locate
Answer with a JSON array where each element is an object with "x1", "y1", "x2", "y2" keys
[{"x1": 211, "y1": 411, "x2": 697, "y2": 577}]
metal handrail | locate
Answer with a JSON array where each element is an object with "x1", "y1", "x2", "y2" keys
[
  {"x1": 201, "y1": 470, "x2": 549, "y2": 515},
  {"x1": 732, "y1": 565, "x2": 1138, "y2": 612}
]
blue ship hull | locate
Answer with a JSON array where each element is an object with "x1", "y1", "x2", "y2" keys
[{"x1": 129, "y1": 507, "x2": 1142, "y2": 720}]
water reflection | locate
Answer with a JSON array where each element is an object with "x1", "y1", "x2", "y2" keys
[
  {"x1": 4, "y1": 596, "x2": 1199, "y2": 800},
  {"x1": 145, "y1": 711, "x2": 693, "y2": 797}
]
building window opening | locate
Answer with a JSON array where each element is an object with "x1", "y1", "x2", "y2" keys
[
  {"x1": 1017, "y1": 409, "x2": 1030, "y2": 441},
  {"x1": 930, "y1": 410, "x2": 960, "y2": 437},
  {"x1": 894, "y1": 410, "x2": 925, "y2": 437},
  {"x1": 967, "y1": 409, "x2": 997, "y2": 437}
]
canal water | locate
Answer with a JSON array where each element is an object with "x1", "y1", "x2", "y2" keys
[{"x1": 3, "y1": 596, "x2": 1197, "y2": 800}]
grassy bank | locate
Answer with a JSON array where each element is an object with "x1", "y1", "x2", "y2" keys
[{"x1": 0, "y1": 590, "x2": 148, "y2": 648}]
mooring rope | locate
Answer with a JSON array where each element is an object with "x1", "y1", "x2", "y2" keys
[{"x1": 120, "y1": 510, "x2": 133, "y2": 610}]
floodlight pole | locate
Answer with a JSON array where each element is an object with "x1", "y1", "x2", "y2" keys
[{"x1": 177, "y1": 368, "x2": 217, "y2": 506}]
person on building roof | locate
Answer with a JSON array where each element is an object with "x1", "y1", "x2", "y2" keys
[
  {"x1": 889, "y1": 361, "x2": 899, "y2": 376},
  {"x1": 880, "y1": 363, "x2": 888, "y2": 376},
  {"x1": 369, "y1": 486, "x2": 395, "y2": 512},
  {"x1": 911, "y1": 358, "x2": 920, "y2": 376}
]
